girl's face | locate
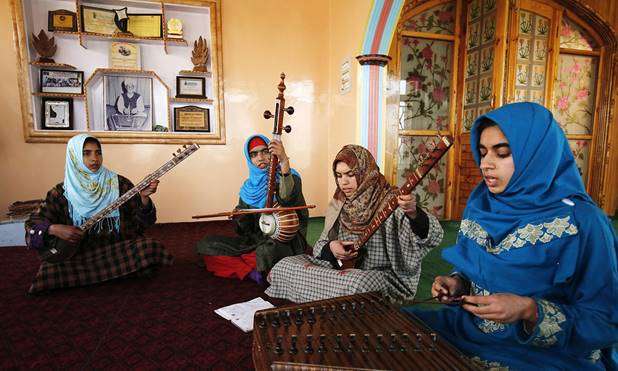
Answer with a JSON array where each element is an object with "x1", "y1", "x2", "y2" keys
[
  {"x1": 479, "y1": 125, "x2": 515, "y2": 194},
  {"x1": 248, "y1": 144, "x2": 270, "y2": 169},
  {"x1": 82, "y1": 141, "x2": 103, "y2": 172},
  {"x1": 334, "y1": 161, "x2": 358, "y2": 198}
]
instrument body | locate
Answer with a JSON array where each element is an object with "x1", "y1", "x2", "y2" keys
[
  {"x1": 338, "y1": 136, "x2": 454, "y2": 269},
  {"x1": 252, "y1": 292, "x2": 479, "y2": 370},
  {"x1": 37, "y1": 144, "x2": 200, "y2": 263},
  {"x1": 258, "y1": 73, "x2": 302, "y2": 243}
]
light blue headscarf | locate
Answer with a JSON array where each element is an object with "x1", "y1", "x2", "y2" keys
[
  {"x1": 64, "y1": 134, "x2": 120, "y2": 232},
  {"x1": 238, "y1": 134, "x2": 300, "y2": 208}
]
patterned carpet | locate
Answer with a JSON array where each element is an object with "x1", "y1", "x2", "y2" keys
[{"x1": 0, "y1": 221, "x2": 288, "y2": 370}]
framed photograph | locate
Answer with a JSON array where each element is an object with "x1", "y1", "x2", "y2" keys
[
  {"x1": 42, "y1": 98, "x2": 73, "y2": 130},
  {"x1": 81, "y1": 6, "x2": 118, "y2": 35},
  {"x1": 103, "y1": 75, "x2": 153, "y2": 131},
  {"x1": 40, "y1": 69, "x2": 84, "y2": 94},
  {"x1": 174, "y1": 106, "x2": 210, "y2": 132},
  {"x1": 48, "y1": 9, "x2": 77, "y2": 32},
  {"x1": 109, "y1": 42, "x2": 141, "y2": 69},
  {"x1": 176, "y1": 76, "x2": 206, "y2": 98},
  {"x1": 128, "y1": 14, "x2": 163, "y2": 38}
]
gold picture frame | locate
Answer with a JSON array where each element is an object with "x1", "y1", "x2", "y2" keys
[
  {"x1": 48, "y1": 9, "x2": 77, "y2": 32},
  {"x1": 174, "y1": 106, "x2": 210, "y2": 132},
  {"x1": 81, "y1": 6, "x2": 118, "y2": 35},
  {"x1": 127, "y1": 14, "x2": 163, "y2": 38}
]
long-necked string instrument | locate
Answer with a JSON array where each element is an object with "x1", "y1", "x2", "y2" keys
[
  {"x1": 337, "y1": 136, "x2": 454, "y2": 269},
  {"x1": 38, "y1": 144, "x2": 200, "y2": 263},
  {"x1": 192, "y1": 74, "x2": 314, "y2": 243}
]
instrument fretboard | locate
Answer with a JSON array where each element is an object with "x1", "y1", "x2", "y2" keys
[
  {"x1": 80, "y1": 144, "x2": 199, "y2": 231},
  {"x1": 352, "y1": 136, "x2": 453, "y2": 251}
]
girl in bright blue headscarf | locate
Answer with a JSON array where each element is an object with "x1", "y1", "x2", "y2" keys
[
  {"x1": 196, "y1": 134, "x2": 308, "y2": 285},
  {"x1": 403, "y1": 102, "x2": 618, "y2": 370},
  {"x1": 25, "y1": 134, "x2": 173, "y2": 293}
]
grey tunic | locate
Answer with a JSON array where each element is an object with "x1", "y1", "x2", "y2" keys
[{"x1": 265, "y1": 199, "x2": 443, "y2": 303}]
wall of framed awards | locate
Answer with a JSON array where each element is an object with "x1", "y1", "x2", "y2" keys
[{"x1": 11, "y1": 0, "x2": 224, "y2": 144}]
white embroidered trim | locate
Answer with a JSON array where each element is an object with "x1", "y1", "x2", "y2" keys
[{"x1": 460, "y1": 216, "x2": 578, "y2": 255}]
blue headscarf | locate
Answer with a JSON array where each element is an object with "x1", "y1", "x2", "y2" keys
[
  {"x1": 64, "y1": 134, "x2": 120, "y2": 232},
  {"x1": 465, "y1": 102, "x2": 593, "y2": 242},
  {"x1": 238, "y1": 134, "x2": 300, "y2": 208}
]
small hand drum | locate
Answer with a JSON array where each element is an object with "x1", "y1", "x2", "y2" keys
[{"x1": 259, "y1": 207, "x2": 300, "y2": 243}]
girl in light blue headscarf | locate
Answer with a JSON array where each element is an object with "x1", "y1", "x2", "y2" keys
[
  {"x1": 403, "y1": 102, "x2": 618, "y2": 370},
  {"x1": 64, "y1": 134, "x2": 120, "y2": 232}
]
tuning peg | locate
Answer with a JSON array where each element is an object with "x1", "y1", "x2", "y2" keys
[
  {"x1": 283, "y1": 125, "x2": 292, "y2": 133},
  {"x1": 183, "y1": 144, "x2": 188, "y2": 148},
  {"x1": 285, "y1": 106, "x2": 294, "y2": 115},
  {"x1": 263, "y1": 110, "x2": 274, "y2": 119},
  {"x1": 177, "y1": 148, "x2": 182, "y2": 153},
  {"x1": 172, "y1": 152, "x2": 177, "y2": 157}
]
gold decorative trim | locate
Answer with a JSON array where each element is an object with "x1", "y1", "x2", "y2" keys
[{"x1": 531, "y1": 299, "x2": 566, "y2": 347}]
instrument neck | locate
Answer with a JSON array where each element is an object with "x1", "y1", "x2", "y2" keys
[{"x1": 80, "y1": 152, "x2": 189, "y2": 231}]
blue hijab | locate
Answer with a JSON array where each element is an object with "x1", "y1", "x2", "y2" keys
[
  {"x1": 64, "y1": 134, "x2": 120, "y2": 232},
  {"x1": 239, "y1": 134, "x2": 300, "y2": 208},
  {"x1": 465, "y1": 102, "x2": 593, "y2": 242},
  {"x1": 444, "y1": 102, "x2": 597, "y2": 294}
]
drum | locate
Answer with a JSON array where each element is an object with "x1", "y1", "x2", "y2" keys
[{"x1": 259, "y1": 204, "x2": 300, "y2": 243}]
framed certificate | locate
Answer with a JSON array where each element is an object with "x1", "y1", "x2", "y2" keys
[
  {"x1": 176, "y1": 76, "x2": 206, "y2": 98},
  {"x1": 48, "y1": 9, "x2": 77, "y2": 32},
  {"x1": 42, "y1": 98, "x2": 73, "y2": 130},
  {"x1": 81, "y1": 6, "x2": 118, "y2": 35},
  {"x1": 128, "y1": 14, "x2": 163, "y2": 38},
  {"x1": 110, "y1": 42, "x2": 141, "y2": 69},
  {"x1": 174, "y1": 106, "x2": 210, "y2": 132}
]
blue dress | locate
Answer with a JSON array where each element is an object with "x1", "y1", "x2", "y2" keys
[{"x1": 404, "y1": 103, "x2": 618, "y2": 370}]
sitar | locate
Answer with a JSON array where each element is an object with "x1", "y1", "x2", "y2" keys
[
  {"x1": 38, "y1": 143, "x2": 200, "y2": 263},
  {"x1": 337, "y1": 136, "x2": 454, "y2": 269}
]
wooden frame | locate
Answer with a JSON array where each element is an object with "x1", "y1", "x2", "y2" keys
[
  {"x1": 387, "y1": 0, "x2": 462, "y2": 220},
  {"x1": 176, "y1": 76, "x2": 206, "y2": 98},
  {"x1": 10, "y1": 0, "x2": 225, "y2": 144},
  {"x1": 40, "y1": 69, "x2": 84, "y2": 94},
  {"x1": 174, "y1": 105, "x2": 210, "y2": 132},
  {"x1": 48, "y1": 9, "x2": 77, "y2": 32}
]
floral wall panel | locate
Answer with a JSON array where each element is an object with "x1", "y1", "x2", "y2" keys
[
  {"x1": 397, "y1": 135, "x2": 448, "y2": 218},
  {"x1": 401, "y1": 1, "x2": 455, "y2": 34},
  {"x1": 553, "y1": 54, "x2": 597, "y2": 135},
  {"x1": 569, "y1": 139, "x2": 590, "y2": 180},
  {"x1": 399, "y1": 37, "x2": 452, "y2": 131},
  {"x1": 559, "y1": 17, "x2": 597, "y2": 51},
  {"x1": 462, "y1": 0, "x2": 496, "y2": 132},
  {"x1": 513, "y1": 10, "x2": 549, "y2": 104}
]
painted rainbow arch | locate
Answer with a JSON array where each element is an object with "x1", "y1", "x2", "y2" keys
[{"x1": 357, "y1": 0, "x2": 405, "y2": 167}]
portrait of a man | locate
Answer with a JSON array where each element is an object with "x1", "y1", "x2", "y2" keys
[{"x1": 104, "y1": 75, "x2": 153, "y2": 131}]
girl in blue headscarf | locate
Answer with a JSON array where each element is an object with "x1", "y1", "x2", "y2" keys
[
  {"x1": 403, "y1": 102, "x2": 618, "y2": 370},
  {"x1": 196, "y1": 134, "x2": 308, "y2": 285},
  {"x1": 25, "y1": 134, "x2": 173, "y2": 293}
]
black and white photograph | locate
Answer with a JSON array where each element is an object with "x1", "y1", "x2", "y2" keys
[
  {"x1": 42, "y1": 97, "x2": 73, "y2": 130},
  {"x1": 103, "y1": 75, "x2": 153, "y2": 131},
  {"x1": 176, "y1": 76, "x2": 206, "y2": 98},
  {"x1": 40, "y1": 69, "x2": 84, "y2": 94}
]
